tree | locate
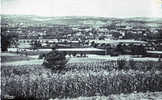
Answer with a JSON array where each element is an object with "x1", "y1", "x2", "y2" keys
[
  {"x1": 91, "y1": 41, "x2": 98, "y2": 48},
  {"x1": 1, "y1": 27, "x2": 18, "y2": 51},
  {"x1": 31, "y1": 40, "x2": 41, "y2": 50},
  {"x1": 43, "y1": 48, "x2": 67, "y2": 72},
  {"x1": 1, "y1": 34, "x2": 10, "y2": 51}
]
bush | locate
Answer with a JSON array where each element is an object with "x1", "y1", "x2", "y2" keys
[
  {"x1": 129, "y1": 59, "x2": 136, "y2": 70},
  {"x1": 38, "y1": 53, "x2": 46, "y2": 59},
  {"x1": 117, "y1": 58, "x2": 127, "y2": 70},
  {"x1": 43, "y1": 50, "x2": 67, "y2": 71}
]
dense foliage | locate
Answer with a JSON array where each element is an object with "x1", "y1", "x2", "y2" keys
[
  {"x1": 43, "y1": 49, "x2": 67, "y2": 71},
  {"x1": 1, "y1": 27, "x2": 18, "y2": 51},
  {"x1": 1, "y1": 60, "x2": 162, "y2": 99}
]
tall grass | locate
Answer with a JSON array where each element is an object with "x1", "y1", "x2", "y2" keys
[
  {"x1": 65, "y1": 60, "x2": 162, "y2": 72},
  {"x1": 1, "y1": 64, "x2": 162, "y2": 99}
]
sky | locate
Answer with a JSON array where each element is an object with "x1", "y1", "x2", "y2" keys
[{"x1": 1, "y1": 0, "x2": 162, "y2": 17}]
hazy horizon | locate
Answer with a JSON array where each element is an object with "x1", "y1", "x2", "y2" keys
[
  {"x1": 1, "y1": 0, "x2": 162, "y2": 18},
  {"x1": 2, "y1": 14, "x2": 162, "y2": 19}
]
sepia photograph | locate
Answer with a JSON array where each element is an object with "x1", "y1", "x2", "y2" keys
[{"x1": 1, "y1": 0, "x2": 162, "y2": 100}]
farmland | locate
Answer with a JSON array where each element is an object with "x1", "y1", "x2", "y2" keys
[
  {"x1": 1, "y1": 13, "x2": 162, "y2": 100},
  {"x1": 1, "y1": 52, "x2": 162, "y2": 100},
  {"x1": 52, "y1": 92, "x2": 162, "y2": 100}
]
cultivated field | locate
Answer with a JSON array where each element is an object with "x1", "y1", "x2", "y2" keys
[
  {"x1": 51, "y1": 92, "x2": 162, "y2": 100},
  {"x1": 1, "y1": 55, "x2": 162, "y2": 100}
]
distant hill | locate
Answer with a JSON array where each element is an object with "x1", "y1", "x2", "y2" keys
[
  {"x1": 1, "y1": 14, "x2": 162, "y2": 27},
  {"x1": 124, "y1": 17, "x2": 162, "y2": 24}
]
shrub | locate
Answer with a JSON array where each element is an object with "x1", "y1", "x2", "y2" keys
[
  {"x1": 43, "y1": 50, "x2": 68, "y2": 71},
  {"x1": 117, "y1": 58, "x2": 127, "y2": 70},
  {"x1": 38, "y1": 53, "x2": 46, "y2": 59},
  {"x1": 129, "y1": 59, "x2": 136, "y2": 70}
]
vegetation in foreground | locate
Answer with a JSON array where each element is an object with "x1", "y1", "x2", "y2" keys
[
  {"x1": 1, "y1": 59, "x2": 162, "y2": 100},
  {"x1": 51, "y1": 92, "x2": 162, "y2": 100},
  {"x1": 66, "y1": 59, "x2": 162, "y2": 72}
]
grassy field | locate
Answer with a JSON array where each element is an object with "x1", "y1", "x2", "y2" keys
[
  {"x1": 8, "y1": 48, "x2": 51, "y2": 56},
  {"x1": 1, "y1": 53, "x2": 34, "y2": 62}
]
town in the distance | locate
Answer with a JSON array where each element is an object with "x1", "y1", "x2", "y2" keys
[{"x1": 1, "y1": 15, "x2": 162, "y2": 59}]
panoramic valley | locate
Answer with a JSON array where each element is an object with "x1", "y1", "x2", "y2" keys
[{"x1": 1, "y1": 14, "x2": 162, "y2": 100}]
